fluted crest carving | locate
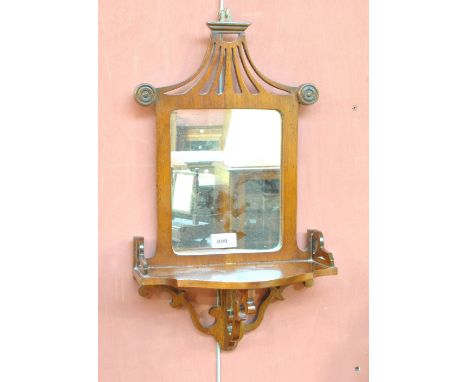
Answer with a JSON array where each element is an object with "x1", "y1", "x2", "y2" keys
[{"x1": 135, "y1": 21, "x2": 318, "y2": 106}]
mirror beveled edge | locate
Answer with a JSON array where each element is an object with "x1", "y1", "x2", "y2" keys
[{"x1": 170, "y1": 108, "x2": 283, "y2": 256}]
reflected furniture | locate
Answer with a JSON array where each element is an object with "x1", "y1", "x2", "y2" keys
[
  {"x1": 215, "y1": 164, "x2": 280, "y2": 250},
  {"x1": 171, "y1": 169, "x2": 213, "y2": 248}
]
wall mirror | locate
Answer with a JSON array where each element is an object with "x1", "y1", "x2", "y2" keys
[
  {"x1": 171, "y1": 109, "x2": 282, "y2": 255},
  {"x1": 132, "y1": 8, "x2": 337, "y2": 351}
]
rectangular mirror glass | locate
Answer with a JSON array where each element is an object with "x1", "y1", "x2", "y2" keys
[{"x1": 171, "y1": 109, "x2": 282, "y2": 255}]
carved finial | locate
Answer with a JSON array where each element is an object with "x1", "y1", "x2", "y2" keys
[
  {"x1": 297, "y1": 83, "x2": 319, "y2": 105},
  {"x1": 218, "y1": 0, "x2": 232, "y2": 22},
  {"x1": 134, "y1": 83, "x2": 156, "y2": 106},
  {"x1": 218, "y1": 8, "x2": 232, "y2": 22}
]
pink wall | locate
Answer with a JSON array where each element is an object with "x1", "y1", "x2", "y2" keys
[{"x1": 99, "y1": 0, "x2": 368, "y2": 381}]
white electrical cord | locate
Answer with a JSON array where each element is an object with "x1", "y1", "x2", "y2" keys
[
  {"x1": 216, "y1": 5, "x2": 223, "y2": 380},
  {"x1": 216, "y1": 342, "x2": 221, "y2": 382},
  {"x1": 216, "y1": 290, "x2": 221, "y2": 382}
]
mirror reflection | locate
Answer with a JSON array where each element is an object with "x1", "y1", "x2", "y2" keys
[{"x1": 171, "y1": 109, "x2": 282, "y2": 255}]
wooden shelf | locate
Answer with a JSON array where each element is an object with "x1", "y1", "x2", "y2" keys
[{"x1": 133, "y1": 260, "x2": 337, "y2": 290}]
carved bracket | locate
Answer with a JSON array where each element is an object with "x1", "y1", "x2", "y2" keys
[
  {"x1": 139, "y1": 285, "x2": 287, "y2": 351},
  {"x1": 133, "y1": 236, "x2": 148, "y2": 274},
  {"x1": 308, "y1": 229, "x2": 335, "y2": 267}
]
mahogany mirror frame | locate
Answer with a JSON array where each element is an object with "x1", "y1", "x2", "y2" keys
[{"x1": 132, "y1": 17, "x2": 337, "y2": 350}]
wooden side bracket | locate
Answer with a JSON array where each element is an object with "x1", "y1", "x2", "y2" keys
[{"x1": 308, "y1": 229, "x2": 335, "y2": 267}]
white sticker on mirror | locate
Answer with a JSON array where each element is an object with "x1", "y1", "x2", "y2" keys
[{"x1": 210, "y1": 233, "x2": 237, "y2": 249}]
